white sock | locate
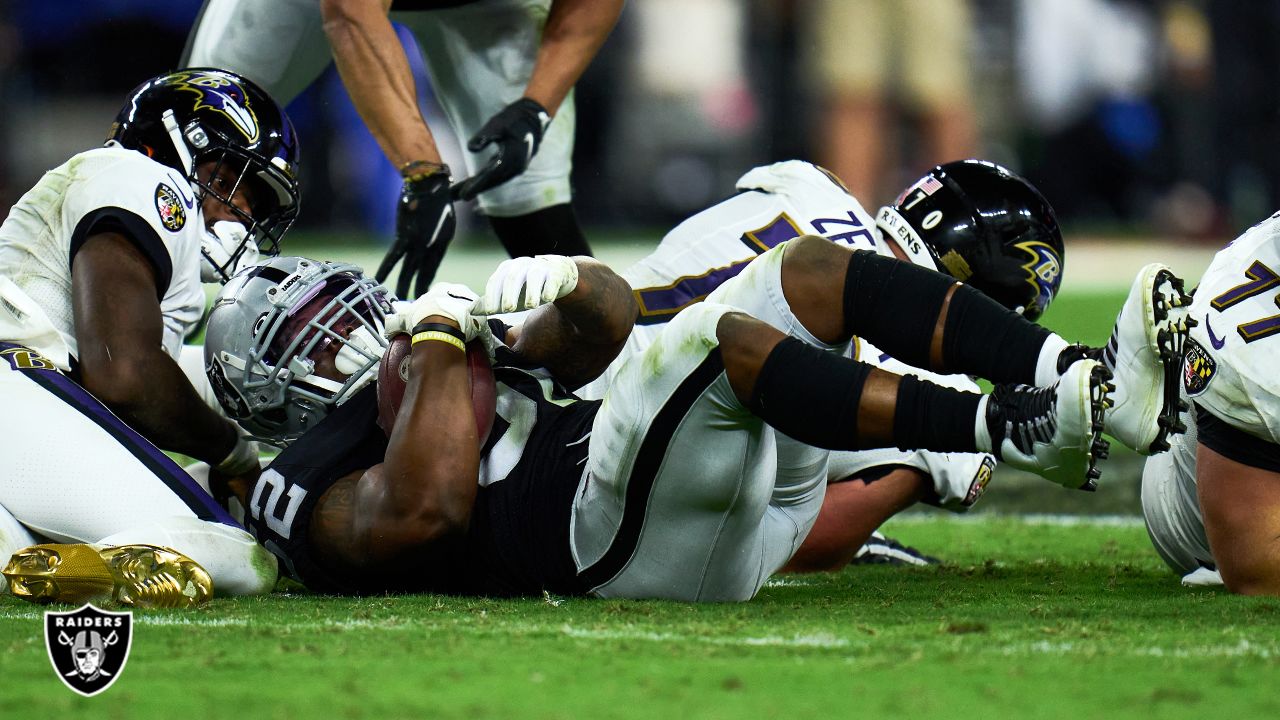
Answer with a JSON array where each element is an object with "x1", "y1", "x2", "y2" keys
[
  {"x1": 1034, "y1": 334, "x2": 1071, "y2": 386},
  {"x1": 974, "y1": 395, "x2": 993, "y2": 453}
]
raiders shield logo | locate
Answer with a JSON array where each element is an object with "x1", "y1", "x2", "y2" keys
[
  {"x1": 44, "y1": 604, "x2": 132, "y2": 697},
  {"x1": 1183, "y1": 338, "x2": 1217, "y2": 397},
  {"x1": 155, "y1": 183, "x2": 187, "y2": 232}
]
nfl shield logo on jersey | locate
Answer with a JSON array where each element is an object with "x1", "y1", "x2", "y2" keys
[{"x1": 44, "y1": 604, "x2": 133, "y2": 697}]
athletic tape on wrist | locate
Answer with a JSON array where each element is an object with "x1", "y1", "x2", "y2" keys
[{"x1": 412, "y1": 331, "x2": 466, "y2": 352}]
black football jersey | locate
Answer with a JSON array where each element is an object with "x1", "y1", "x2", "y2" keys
[{"x1": 245, "y1": 343, "x2": 599, "y2": 596}]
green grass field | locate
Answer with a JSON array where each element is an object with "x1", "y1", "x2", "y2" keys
[
  {"x1": 2, "y1": 518, "x2": 1277, "y2": 719},
  {"x1": 5, "y1": 235, "x2": 1241, "y2": 718}
]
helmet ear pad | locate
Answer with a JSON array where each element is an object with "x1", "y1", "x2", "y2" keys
[{"x1": 889, "y1": 160, "x2": 1064, "y2": 322}]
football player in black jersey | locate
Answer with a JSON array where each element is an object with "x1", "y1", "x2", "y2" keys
[{"x1": 204, "y1": 234, "x2": 1132, "y2": 601}]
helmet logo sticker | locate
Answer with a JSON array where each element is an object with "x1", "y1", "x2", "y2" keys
[
  {"x1": 155, "y1": 183, "x2": 187, "y2": 232},
  {"x1": 1015, "y1": 240, "x2": 1062, "y2": 316},
  {"x1": 168, "y1": 72, "x2": 260, "y2": 143}
]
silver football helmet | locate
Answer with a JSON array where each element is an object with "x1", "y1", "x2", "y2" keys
[{"x1": 204, "y1": 256, "x2": 392, "y2": 445}]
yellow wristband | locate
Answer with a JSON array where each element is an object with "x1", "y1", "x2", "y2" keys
[{"x1": 411, "y1": 330, "x2": 466, "y2": 353}]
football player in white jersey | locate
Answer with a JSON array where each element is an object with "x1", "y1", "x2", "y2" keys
[
  {"x1": 194, "y1": 209, "x2": 1185, "y2": 601},
  {"x1": 1142, "y1": 212, "x2": 1280, "y2": 595},
  {"x1": 0, "y1": 69, "x2": 301, "y2": 606},
  {"x1": 183, "y1": 0, "x2": 622, "y2": 297},
  {"x1": 572, "y1": 159, "x2": 1193, "y2": 571}
]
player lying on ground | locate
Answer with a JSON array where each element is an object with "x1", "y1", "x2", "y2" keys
[
  {"x1": 193, "y1": 232, "x2": 1177, "y2": 601},
  {"x1": 1142, "y1": 211, "x2": 1280, "y2": 595},
  {"x1": 570, "y1": 159, "x2": 1194, "y2": 570},
  {"x1": 0, "y1": 69, "x2": 299, "y2": 607}
]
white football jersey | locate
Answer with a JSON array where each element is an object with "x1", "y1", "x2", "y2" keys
[
  {"x1": 0, "y1": 146, "x2": 207, "y2": 369},
  {"x1": 576, "y1": 161, "x2": 992, "y2": 509},
  {"x1": 1141, "y1": 218, "x2": 1280, "y2": 577},
  {"x1": 1184, "y1": 212, "x2": 1280, "y2": 445}
]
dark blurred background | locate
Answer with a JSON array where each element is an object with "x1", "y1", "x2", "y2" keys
[{"x1": 0, "y1": 0, "x2": 1272, "y2": 247}]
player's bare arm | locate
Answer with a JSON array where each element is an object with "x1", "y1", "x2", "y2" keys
[
  {"x1": 310, "y1": 314, "x2": 480, "y2": 580},
  {"x1": 1196, "y1": 443, "x2": 1280, "y2": 595},
  {"x1": 783, "y1": 467, "x2": 929, "y2": 572},
  {"x1": 321, "y1": 0, "x2": 442, "y2": 169},
  {"x1": 523, "y1": 0, "x2": 626, "y2": 115},
  {"x1": 71, "y1": 232, "x2": 240, "y2": 466},
  {"x1": 506, "y1": 257, "x2": 637, "y2": 389}
]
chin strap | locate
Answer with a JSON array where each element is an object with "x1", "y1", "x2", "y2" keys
[{"x1": 161, "y1": 109, "x2": 195, "y2": 176}]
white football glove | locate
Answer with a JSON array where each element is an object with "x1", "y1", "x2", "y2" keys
[
  {"x1": 383, "y1": 282, "x2": 484, "y2": 341},
  {"x1": 474, "y1": 255, "x2": 579, "y2": 315}
]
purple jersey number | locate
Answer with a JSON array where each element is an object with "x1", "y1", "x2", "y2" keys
[{"x1": 1210, "y1": 260, "x2": 1280, "y2": 343}]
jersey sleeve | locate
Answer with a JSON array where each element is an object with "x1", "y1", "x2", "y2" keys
[{"x1": 63, "y1": 153, "x2": 201, "y2": 299}]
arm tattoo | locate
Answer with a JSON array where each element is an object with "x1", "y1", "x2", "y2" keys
[{"x1": 516, "y1": 260, "x2": 637, "y2": 388}]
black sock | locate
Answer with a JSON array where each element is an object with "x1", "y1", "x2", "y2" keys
[
  {"x1": 940, "y1": 282, "x2": 1052, "y2": 383},
  {"x1": 747, "y1": 337, "x2": 983, "y2": 453},
  {"x1": 892, "y1": 374, "x2": 982, "y2": 453},
  {"x1": 488, "y1": 203, "x2": 593, "y2": 257},
  {"x1": 841, "y1": 251, "x2": 1051, "y2": 383}
]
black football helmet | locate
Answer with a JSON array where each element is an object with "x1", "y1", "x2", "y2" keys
[
  {"x1": 876, "y1": 160, "x2": 1064, "y2": 321},
  {"x1": 109, "y1": 68, "x2": 301, "y2": 282}
]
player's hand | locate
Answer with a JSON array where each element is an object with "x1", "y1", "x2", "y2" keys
[
  {"x1": 375, "y1": 164, "x2": 455, "y2": 299},
  {"x1": 383, "y1": 283, "x2": 485, "y2": 341},
  {"x1": 214, "y1": 434, "x2": 261, "y2": 477},
  {"x1": 475, "y1": 255, "x2": 579, "y2": 315},
  {"x1": 451, "y1": 98, "x2": 551, "y2": 201}
]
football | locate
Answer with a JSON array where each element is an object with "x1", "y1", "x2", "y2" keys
[{"x1": 376, "y1": 333, "x2": 497, "y2": 445}]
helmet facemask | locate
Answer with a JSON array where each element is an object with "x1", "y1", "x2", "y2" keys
[
  {"x1": 207, "y1": 259, "x2": 391, "y2": 445},
  {"x1": 110, "y1": 69, "x2": 301, "y2": 284},
  {"x1": 183, "y1": 125, "x2": 299, "y2": 283}
]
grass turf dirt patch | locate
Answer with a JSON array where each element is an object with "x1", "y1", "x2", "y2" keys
[{"x1": 2, "y1": 517, "x2": 1276, "y2": 720}]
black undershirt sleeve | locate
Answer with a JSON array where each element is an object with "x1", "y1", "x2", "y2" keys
[{"x1": 1195, "y1": 404, "x2": 1280, "y2": 473}]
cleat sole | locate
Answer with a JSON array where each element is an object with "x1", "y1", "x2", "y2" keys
[
  {"x1": 3, "y1": 544, "x2": 212, "y2": 608},
  {"x1": 1145, "y1": 269, "x2": 1194, "y2": 454}
]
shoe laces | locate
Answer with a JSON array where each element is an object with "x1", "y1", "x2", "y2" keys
[{"x1": 987, "y1": 383, "x2": 1058, "y2": 456}]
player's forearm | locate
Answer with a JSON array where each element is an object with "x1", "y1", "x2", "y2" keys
[
  {"x1": 555, "y1": 258, "x2": 636, "y2": 346},
  {"x1": 514, "y1": 257, "x2": 635, "y2": 389},
  {"x1": 83, "y1": 347, "x2": 240, "y2": 465},
  {"x1": 320, "y1": 0, "x2": 441, "y2": 168},
  {"x1": 523, "y1": 0, "x2": 625, "y2": 114},
  {"x1": 376, "y1": 325, "x2": 480, "y2": 539}
]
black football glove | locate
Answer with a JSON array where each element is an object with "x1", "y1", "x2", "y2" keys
[
  {"x1": 375, "y1": 166, "x2": 456, "y2": 299},
  {"x1": 451, "y1": 98, "x2": 551, "y2": 201}
]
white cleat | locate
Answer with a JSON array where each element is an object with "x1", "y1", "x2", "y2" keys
[
  {"x1": 1099, "y1": 263, "x2": 1195, "y2": 454},
  {"x1": 985, "y1": 359, "x2": 1111, "y2": 490}
]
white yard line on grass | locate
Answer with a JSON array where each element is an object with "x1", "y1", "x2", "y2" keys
[
  {"x1": 2, "y1": 608, "x2": 1274, "y2": 659},
  {"x1": 889, "y1": 514, "x2": 1145, "y2": 528}
]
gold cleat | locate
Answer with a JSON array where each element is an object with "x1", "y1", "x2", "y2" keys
[{"x1": 3, "y1": 543, "x2": 213, "y2": 609}]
